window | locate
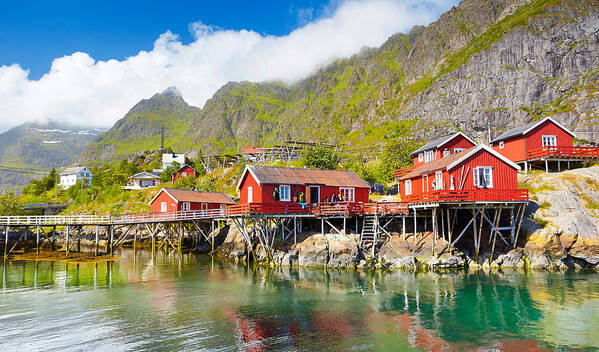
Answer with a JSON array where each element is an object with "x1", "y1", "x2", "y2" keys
[
  {"x1": 435, "y1": 171, "x2": 443, "y2": 190},
  {"x1": 339, "y1": 187, "x2": 355, "y2": 202},
  {"x1": 473, "y1": 167, "x2": 493, "y2": 188},
  {"x1": 450, "y1": 176, "x2": 455, "y2": 190},
  {"x1": 182, "y1": 172, "x2": 187, "y2": 177},
  {"x1": 454, "y1": 148, "x2": 466, "y2": 153},
  {"x1": 247, "y1": 186, "x2": 253, "y2": 203},
  {"x1": 405, "y1": 180, "x2": 412, "y2": 195},
  {"x1": 422, "y1": 175, "x2": 429, "y2": 193},
  {"x1": 279, "y1": 185, "x2": 291, "y2": 201},
  {"x1": 443, "y1": 149, "x2": 450, "y2": 157},
  {"x1": 542, "y1": 135, "x2": 557, "y2": 147},
  {"x1": 499, "y1": 141, "x2": 504, "y2": 149},
  {"x1": 161, "y1": 202, "x2": 167, "y2": 212},
  {"x1": 424, "y1": 150, "x2": 434, "y2": 163},
  {"x1": 181, "y1": 202, "x2": 190, "y2": 211},
  {"x1": 418, "y1": 153, "x2": 424, "y2": 162}
]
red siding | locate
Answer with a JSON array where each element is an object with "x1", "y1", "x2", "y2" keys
[
  {"x1": 412, "y1": 134, "x2": 476, "y2": 167},
  {"x1": 150, "y1": 191, "x2": 178, "y2": 212},
  {"x1": 493, "y1": 120, "x2": 573, "y2": 162},
  {"x1": 238, "y1": 172, "x2": 369, "y2": 204},
  {"x1": 400, "y1": 149, "x2": 518, "y2": 198},
  {"x1": 172, "y1": 165, "x2": 196, "y2": 183}
]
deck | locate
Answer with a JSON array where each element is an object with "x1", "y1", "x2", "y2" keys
[
  {"x1": 527, "y1": 146, "x2": 599, "y2": 160},
  {"x1": 402, "y1": 189, "x2": 529, "y2": 204}
]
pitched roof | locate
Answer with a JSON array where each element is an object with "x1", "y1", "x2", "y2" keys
[
  {"x1": 173, "y1": 164, "x2": 195, "y2": 174},
  {"x1": 490, "y1": 116, "x2": 576, "y2": 143},
  {"x1": 237, "y1": 165, "x2": 370, "y2": 190},
  {"x1": 400, "y1": 144, "x2": 520, "y2": 180},
  {"x1": 60, "y1": 166, "x2": 87, "y2": 176},
  {"x1": 129, "y1": 171, "x2": 160, "y2": 179},
  {"x1": 410, "y1": 132, "x2": 477, "y2": 156},
  {"x1": 150, "y1": 188, "x2": 236, "y2": 205}
]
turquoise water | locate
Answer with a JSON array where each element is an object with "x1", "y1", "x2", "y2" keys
[{"x1": 1, "y1": 251, "x2": 599, "y2": 351}]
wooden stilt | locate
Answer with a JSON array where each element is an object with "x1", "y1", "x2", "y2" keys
[
  {"x1": 355, "y1": 216, "x2": 358, "y2": 235},
  {"x1": 36, "y1": 226, "x2": 40, "y2": 255},
  {"x1": 211, "y1": 221, "x2": 215, "y2": 252},
  {"x1": 77, "y1": 226, "x2": 81, "y2": 252},
  {"x1": 472, "y1": 209, "x2": 479, "y2": 263},
  {"x1": 441, "y1": 207, "x2": 446, "y2": 242},
  {"x1": 514, "y1": 204, "x2": 526, "y2": 248},
  {"x1": 558, "y1": 160, "x2": 561, "y2": 172},
  {"x1": 402, "y1": 216, "x2": 406, "y2": 240},
  {"x1": 4, "y1": 226, "x2": 9, "y2": 258},
  {"x1": 490, "y1": 205, "x2": 503, "y2": 263},
  {"x1": 293, "y1": 217, "x2": 297, "y2": 245},
  {"x1": 95, "y1": 226, "x2": 99, "y2": 256},
  {"x1": 446, "y1": 208, "x2": 453, "y2": 252},
  {"x1": 545, "y1": 159, "x2": 548, "y2": 173},
  {"x1": 109, "y1": 226, "x2": 114, "y2": 256},
  {"x1": 51, "y1": 226, "x2": 55, "y2": 251},
  {"x1": 321, "y1": 218, "x2": 324, "y2": 235},
  {"x1": 432, "y1": 208, "x2": 437, "y2": 256},
  {"x1": 343, "y1": 217, "x2": 346, "y2": 235},
  {"x1": 510, "y1": 207, "x2": 515, "y2": 244},
  {"x1": 66, "y1": 225, "x2": 70, "y2": 255}
]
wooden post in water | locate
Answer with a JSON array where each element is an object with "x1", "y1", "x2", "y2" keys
[
  {"x1": 4, "y1": 226, "x2": 9, "y2": 258},
  {"x1": 95, "y1": 226, "x2": 99, "y2": 256},
  {"x1": 402, "y1": 216, "x2": 406, "y2": 240},
  {"x1": 413, "y1": 209, "x2": 417, "y2": 241},
  {"x1": 432, "y1": 208, "x2": 437, "y2": 257},
  {"x1": 66, "y1": 225, "x2": 70, "y2": 255},
  {"x1": 490, "y1": 205, "x2": 503, "y2": 263},
  {"x1": 36, "y1": 226, "x2": 40, "y2": 255},
  {"x1": 109, "y1": 226, "x2": 114, "y2": 256},
  {"x1": 472, "y1": 209, "x2": 479, "y2": 263},
  {"x1": 77, "y1": 226, "x2": 81, "y2": 252},
  {"x1": 51, "y1": 226, "x2": 55, "y2": 251}
]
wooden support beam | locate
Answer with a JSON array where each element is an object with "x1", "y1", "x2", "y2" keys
[
  {"x1": 109, "y1": 226, "x2": 114, "y2": 256},
  {"x1": 4, "y1": 226, "x2": 9, "y2": 257},
  {"x1": 402, "y1": 216, "x2": 406, "y2": 240},
  {"x1": 66, "y1": 225, "x2": 70, "y2": 255},
  {"x1": 514, "y1": 204, "x2": 526, "y2": 248},
  {"x1": 77, "y1": 226, "x2": 81, "y2": 252},
  {"x1": 413, "y1": 209, "x2": 417, "y2": 241},
  {"x1": 432, "y1": 208, "x2": 437, "y2": 257},
  {"x1": 36, "y1": 226, "x2": 40, "y2": 255},
  {"x1": 490, "y1": 205, "x2": 503, "y2": 263},
  {"x1": 452, "y1": 210, "x2": 477, "y2": 247}
]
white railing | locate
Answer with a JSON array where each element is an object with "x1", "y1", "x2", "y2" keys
[{"x1": 0, "y1": 209, "x2": 228, "y2": 226}]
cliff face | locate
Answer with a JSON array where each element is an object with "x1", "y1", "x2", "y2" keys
[{"x1": 82, "y1": 0, "x2": 599, "y2": 162}]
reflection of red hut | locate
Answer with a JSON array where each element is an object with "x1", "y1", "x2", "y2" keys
[
  {"x1": 225, "y1": 309, "x2": 275, "y2": 352},
  {"x1": 172, "y1": 164, "x2": 196, "y2": 183}
]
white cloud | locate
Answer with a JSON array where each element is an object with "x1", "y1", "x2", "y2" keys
[{"x1": 0, "y1": 0, "x2": 457, "y2": 133}]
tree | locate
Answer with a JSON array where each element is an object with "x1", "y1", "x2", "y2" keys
[
  {"x1": 160, "y1": 162, "x2": 180, "y2": 183},
  {"x1": 196, "y1": 178, "x2": 216, "y2": 192},
  {"x1": 173, "y1": 175, "x2": 196, "y2": 190},
  {"x1": 0, "y1": 191, "x2": 22, "y2": 216},
  {"x1": 376, "y1": 138, "x2": 423, "y2": 182},
  {"x1": 301, "y1": 144, "x2": 340, "y2": 170}
]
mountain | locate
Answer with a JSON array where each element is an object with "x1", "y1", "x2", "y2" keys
[
  {"x1": 84, "y1": 0, "x2": 599, "y2": 162},
  {"x1": 83, "y1": 86, "x2": 200, "y2": 161},
  {"x1": 0, "y1": 122, "x2": 104, "y2": 191}
]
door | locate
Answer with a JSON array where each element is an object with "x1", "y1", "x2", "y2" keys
[
  {"x1": 310, "y1": 186, "x2": 320, "y2": 204},
  {"x1": 247, "y1": 186, "x2": 253, "y2": 203},
  {"x1": 160, "y1": 202, "x2": 167, "y2": 212}
]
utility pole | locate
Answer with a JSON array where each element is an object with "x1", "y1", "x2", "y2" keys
[{"x1": 160, "y1": 124, "x2": 165, "y2": 150}]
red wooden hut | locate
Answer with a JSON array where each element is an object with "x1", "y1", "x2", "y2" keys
[
  {"x1": 172, "y1": 164, "x2": 196, "y2": 183},
  {"x1": 490, "y1": 116, "x2": 599, "y2": 172},
  {"x1": 398, "y1": 144, "x2": 526, "y2": 202},
  {"x1": 236, "y1": 165, "x2": 370, "y2": 205},
  {"x1": 150, "y1": 188, "x2": 235, "y2": 212}
]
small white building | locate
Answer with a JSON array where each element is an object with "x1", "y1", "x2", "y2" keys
[
  {"x1": 123, "y1": 171, "x2": 161, "y2": 190},
  {"x1": 59, "y1": 166, "x2": 93, "y2": 190},
  {"x1": 162, "y1": 153, "x2": 185, "y2": 169}
]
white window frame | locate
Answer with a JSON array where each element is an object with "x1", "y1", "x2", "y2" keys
[
  {"x1": 424, "y1": 150, "x2": 434, "y2": 163},
  {"x1": 181, "y1": 202, "x2": 190, "y2": 211},
  {"x1": 247, "y1": 186, "x2": 253, "y2": 203},
  {"x1": 473, "y1": 167, "x2": 493, "y2": 188},
  {"x1": 454, "y1": 148, "x2": 466, "y2": 153},
  {"x1": 422, "y1": 175, "x2": 429, "y2": 193},
  {"x1": 450, "y1": 176, "x2": 455, "y2": 190},
  {"x1": 499, "y1": 141, "x2": 504, "y2": 149},
  {"x1": 418, "y1": 153, "x2": 424, "y2": 162},
  {"x1": 443, "y1": 149, "x2": 450, "y2": 158},
  {"x1": 279, "y1": 185, "x2": 291, "y2": 201},
  {"x1": 542, "y1": 135, "x2": 557, "y2": 147},
  {"x1": 161, "y1": 202, "x2": 167, "y2": 212},
  {"x1": 405, "y1": 180, "x2": 412, "y2": 195},
  {"x1": 435, "y1": 171, "x2": 443, "y2": 190},
  {"x1": 339, "y1": 187, "x2": 355, "y2": 202},
  {"x1": 182, "y1": 172, "x2": 187, "y2": 177}
]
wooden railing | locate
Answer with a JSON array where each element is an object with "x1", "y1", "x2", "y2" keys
[
  {"x1": 402, "y1": 189, "x2": 529, "y2": 203},
  {"x1": 393, "y1": 165, "x2": 417, "y2": 179},
  {"x1": 0, "y1": 215, "x2": 112, "y2": 226},
  {"x1": 527, "y1": 146, "x2": 599, "y2": 159}
]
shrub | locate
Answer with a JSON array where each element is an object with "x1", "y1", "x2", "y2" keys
[
  {"x1": 0, "y1": 190, "x2": 22, "y2": 216},
  {"x1": 301, "y1": 144, "x2": 340, "y2": 170}
]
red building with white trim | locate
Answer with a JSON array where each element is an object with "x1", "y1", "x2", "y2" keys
[
  {"x1": 490, "y1": 116, "x2": 599, "y2": 172},
  {"x1": 150, "y1": 188, "x2": 235, "y2": 212},
  {"x1": 410, "y1": 132, "x2": 477, "y2": 167},
  {"x1": 398, "y1": 145, "x2": 525, "y2": 202},
  {"x1": 172, "y1": 165, "x2": 196, "y2": 183},
  {"x1": 236, "y1": 165, "x2": 370, "y2": 205}
]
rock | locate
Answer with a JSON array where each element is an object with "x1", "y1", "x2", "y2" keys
[
  {"x1": 295, "y1": 234, "x2": 329, "y2": 268},
  {"x1": 494, "y1": 249, "x2": 526, "y2": 269},
  {"x1": 326, "y1": 235, "x2": 359, "y2": 268},
  {"x1": 378, "y1": 236, "x2": 415, "y2": 268},
  {"x1": 216, "y1": 224, "x2": 248, "y2": 262}
]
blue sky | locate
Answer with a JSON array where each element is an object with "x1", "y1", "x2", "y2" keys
[
  {"x1": 0, "y1": 0, "x2": 458, "y2": 132},
  {"x1": 1, "y1": 0, "x2": 333, "y2": 79}
]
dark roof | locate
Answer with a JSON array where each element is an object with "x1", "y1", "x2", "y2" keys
[
  {"x1": 173, "y1": 164, "x2": 195, "y2": 174},
  {"x1": 401, "y1": 148, "x2": 474, "y2": 180},
  {"x1": 490, "y1": 117, "x2": 576, "y2": 143},
  {"x1": 129, "y1": 171, "x2": 160, "y2": 179},
  {"x1": 409, "y1": 132, "x2": 476, "y2": 156},
  {"x1": 60, "y1": 166, "x2": 88, "y2": 176},
  {"x1": 154, "y1": 188, "x2": 235, "y2": 205},
  {"x1": 239, "y1": 165, "x2": 370, "y2": 189}
]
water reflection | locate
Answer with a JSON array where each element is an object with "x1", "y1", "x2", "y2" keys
[{"x1": 1, "y1": 251, "x2": 599, "y2": 351}]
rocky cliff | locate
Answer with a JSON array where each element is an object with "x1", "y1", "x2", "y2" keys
[{"x1": 83, "y1": 0, "x2": 599, "y2": 161}]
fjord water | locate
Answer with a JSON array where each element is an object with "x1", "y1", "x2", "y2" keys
[{"x1": 1, "y1": 251, "x2": 599, "y2": 352}]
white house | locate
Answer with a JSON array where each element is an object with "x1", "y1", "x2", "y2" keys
[
  {"x1": 59, "y1": 166, "x2": 93, "y2": 190},
  {"x1": 123, "y1": 171, "x2": 161, "y2": 190},
  {"x1": 162, "y1": 153, "x2": 185, "y2": 169}
]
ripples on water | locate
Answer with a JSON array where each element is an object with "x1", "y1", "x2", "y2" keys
[{"x1": 1, "y1": 250, "x2": 599, "y2": 351}]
